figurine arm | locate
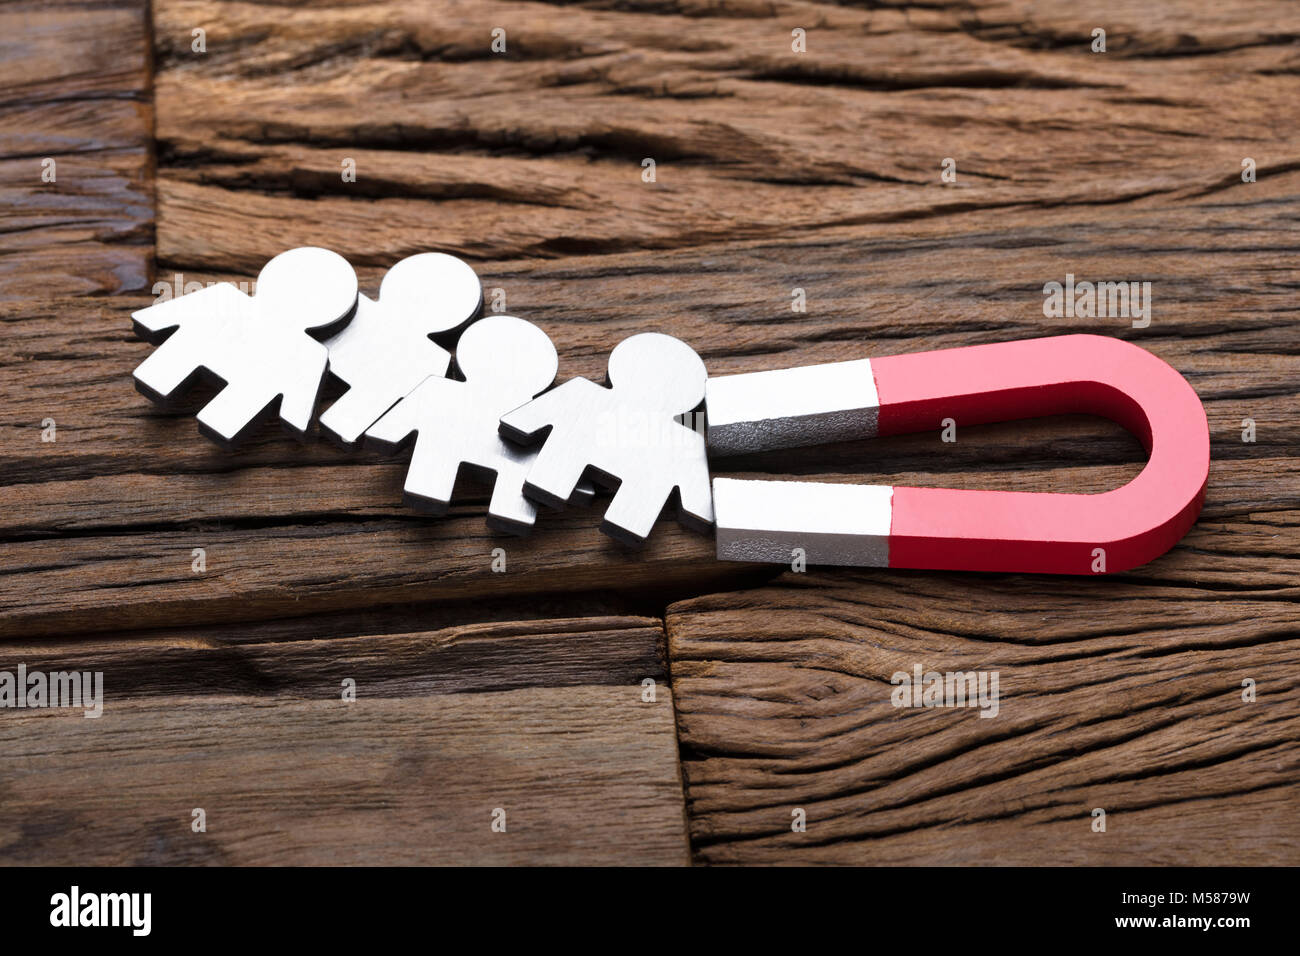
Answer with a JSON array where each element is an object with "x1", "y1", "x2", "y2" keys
[
  {"x1": 499, "y1": 379, "x2": 589, "y2": 445},
  {"x1": 366, "y1": 377, "x2": 450, "y2": 451},
  {"x1": 132, "y1": 283, "x2": 246, "y2": 341},
  {"x1": 674, "y1": 445, "x2": 716, "y2": 530},
  {"x1": 278, "y1": 342, "x2": 329, "y2": 436}
]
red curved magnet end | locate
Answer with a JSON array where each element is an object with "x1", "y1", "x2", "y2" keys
[{"x1": 872, "y1": 335, "x2": 1209, "y2": 574}]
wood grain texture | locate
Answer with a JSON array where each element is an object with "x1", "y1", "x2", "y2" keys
[
  {"x1": 667, "y1": 573, "x2": 1300, "y2": 865},
  {"x1": 0, "y1": 616, "x2": 690, "y2": 865},
  {"x1": 2, "y1": 0, "x2": 1297, "y2": 865},
  {"x1": 147, "y1": 0, "x2": 1300, "y2": 268},
  {"x1": 0, "y1": 0, "x2": 154, "y2": 299}
]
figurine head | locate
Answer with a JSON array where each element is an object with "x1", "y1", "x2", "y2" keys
[
  {"x1": 255, "y1": 247, "x2": 358, "y2": 331},
  {"x1": 378, "y1": 253, "x2": 483, "y2": 336},
  {"x1": 455, "y1": 315, "x2": 558, "y2": 401},
  {"x1": 606, "y1": 332, "x2": 706, "y2": 417}
]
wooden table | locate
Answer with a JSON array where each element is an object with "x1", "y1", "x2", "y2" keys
[{"x1": 1, "y1": 0, "x2": 1296, "y2": 865}]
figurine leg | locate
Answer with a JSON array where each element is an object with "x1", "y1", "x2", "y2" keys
[
  {"x1": 196, "y1": 382, "x2": 273, "y2": 447},
  {"x1": 402, "y1": 444, "x2": 460, "y2": 515},
  {"x1": 599, "y1": 479, "x2": 666, "y2": 546}
]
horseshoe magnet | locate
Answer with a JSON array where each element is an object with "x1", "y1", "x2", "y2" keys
[{"x1": 706, "y1": 334, "x2": 1210, "y2": 575}]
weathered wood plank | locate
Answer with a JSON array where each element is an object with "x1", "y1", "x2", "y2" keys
[
  {"x1": 666, "y1": 573, "x2": 1300, "y2": 864},
  {"x1": 0, "y1": 615, "x2": 690, "y2": 865},
  {"x1": 146, "y1": 0, "x2": 1300, "y2": 267},
  {"x1": 0, "y1": 0, "x2": 154, "y2": 299},
  {"x1": 0, "y1": 511, "x2": 738, "y2": 639}
]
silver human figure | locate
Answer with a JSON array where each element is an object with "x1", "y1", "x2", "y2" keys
[
  {"x1": 320, "y1": 253, "x2": 482, "y2": 446},
  {"x1": 132, "y1": 247, "x2": 358, "y2": 448},
  {"x1": 499, "y1": 332, "x2": 714, "y2": 545},
  {"x1": 366, "y1": 315, "x2": 588, "y2": 534}
]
